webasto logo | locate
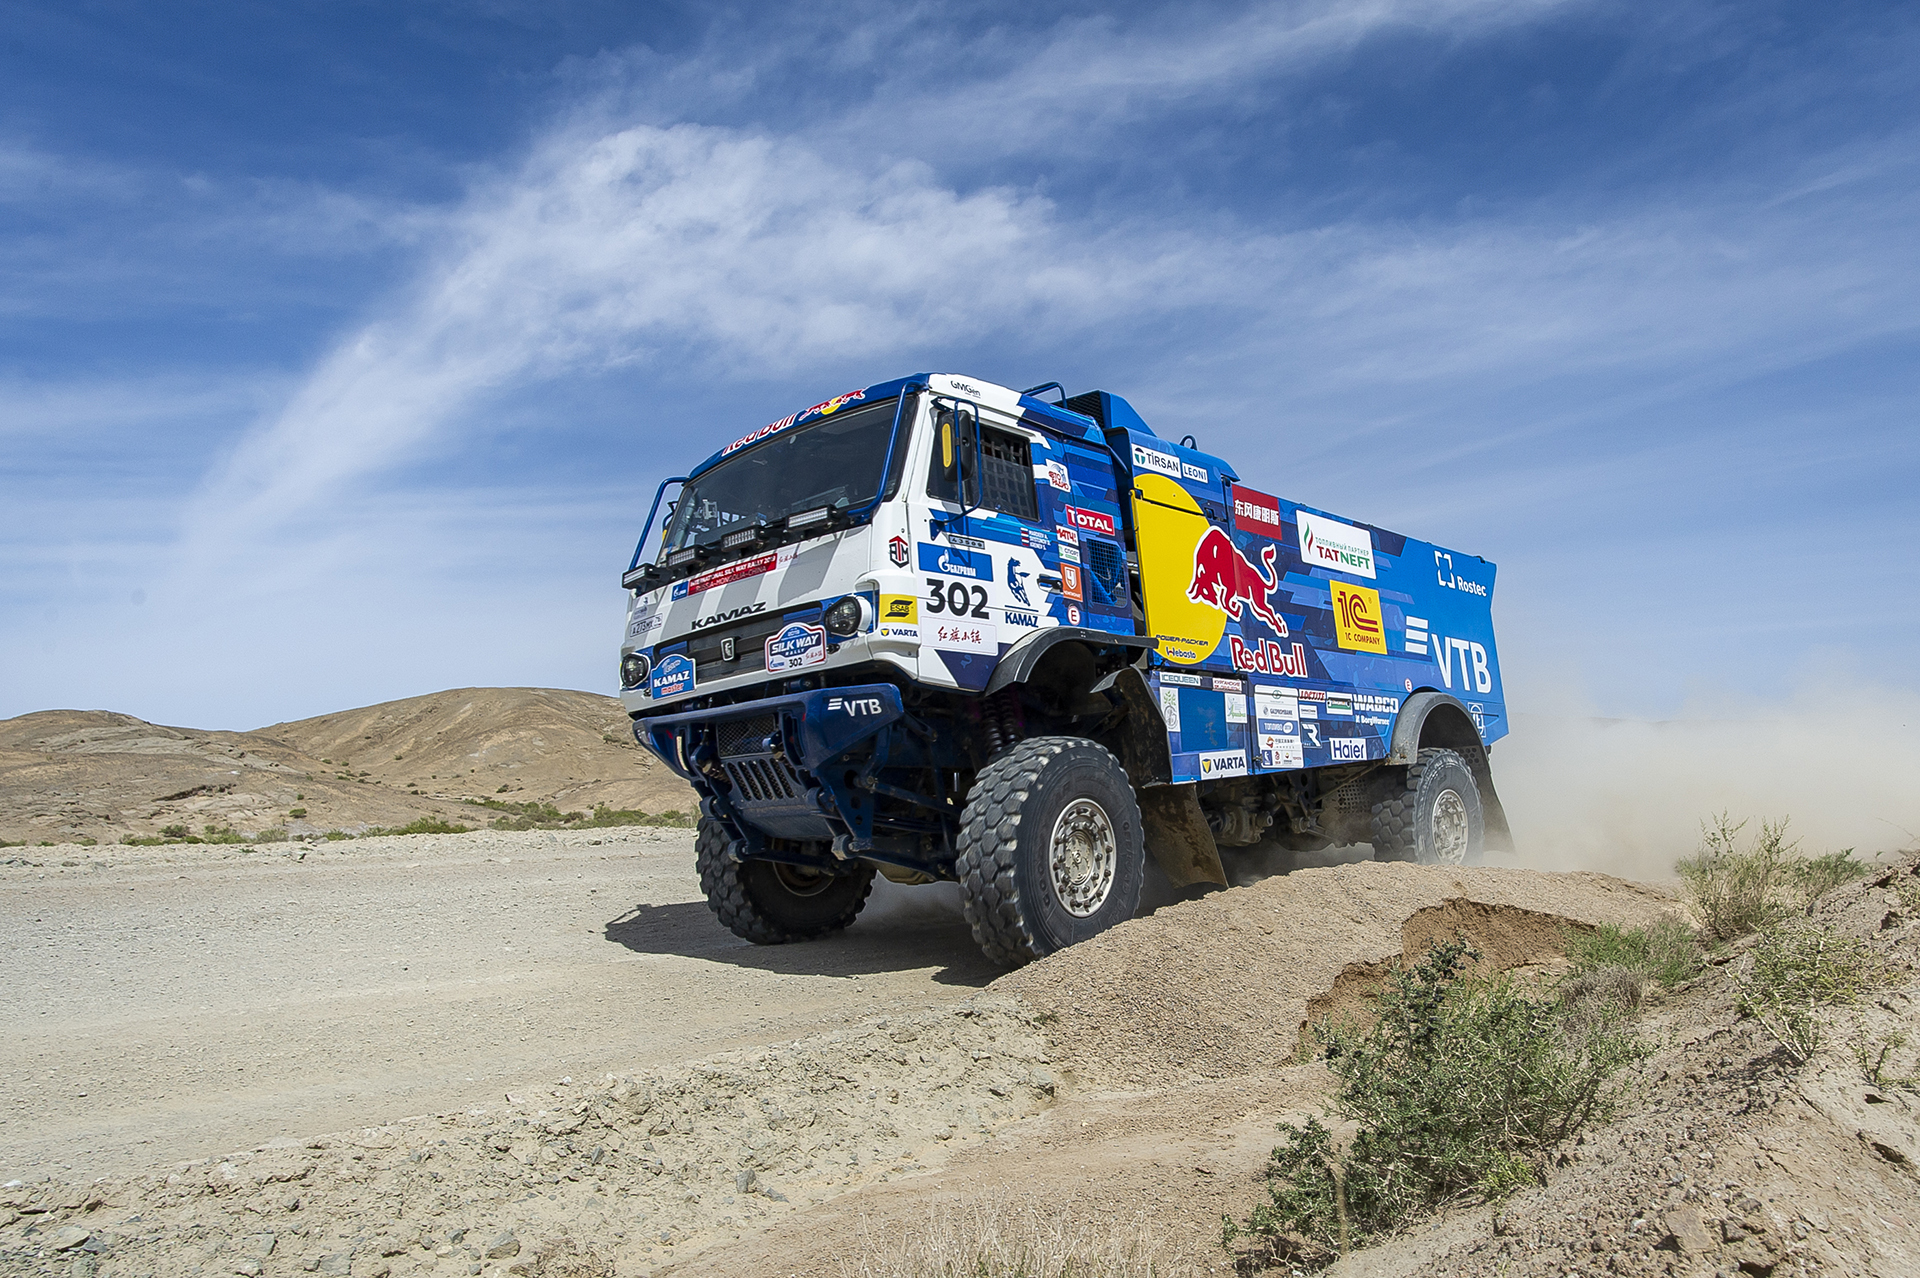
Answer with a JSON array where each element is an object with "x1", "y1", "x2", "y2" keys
[{"x1": 1296, "y1": 511, "x2": 1376, "y2": 579}]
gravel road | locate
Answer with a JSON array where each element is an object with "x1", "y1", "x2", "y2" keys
[{"x1": 1, "y1": 827, "x2": 996, "y2": 1184}]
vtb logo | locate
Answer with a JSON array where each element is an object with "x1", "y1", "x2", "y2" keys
[
  {"x1": 826, "y1": 696, "x2": 884, "y2": 716},
  {"x1": 1330, "y1": 580, "x2": 1387, "y2": 654}
]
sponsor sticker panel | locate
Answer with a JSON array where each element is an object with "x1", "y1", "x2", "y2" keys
[{"x1": 764, "y1": 622, "x2": 827, "y2": 673}]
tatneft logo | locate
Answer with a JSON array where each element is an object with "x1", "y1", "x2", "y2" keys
[
  {"x1": 1297, "y1": 511, "x2": 1376, "y2": 579},
  {"x1": 1132, "y1": 443, "x2": 1181, "y2": 477},
  {"x1": 826, "y1": 696, "x2": 885, "y2": 716},
  {"x1": 1062, "y1": 506, "x2": 1117, "y2": 536}
]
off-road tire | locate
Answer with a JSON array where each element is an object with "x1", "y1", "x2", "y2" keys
[
  {"x1": 955, "y1": 736, "x2": 1146, "y2": 966},
  {"x1": 1369, "y1": 747, "x2": 1485, "y2": 866},
  {"x1": 694, "y1": 816, "x2": 874, "y2": 944}
]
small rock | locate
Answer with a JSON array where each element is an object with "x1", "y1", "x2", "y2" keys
[
  {"x1": 735, "y1": 1169, "x2": 756, "y2": 1194},
  {"x1": 761, "y1": 1187, "x2": 788, "y2": 1202},
  {"x1": 46, "y1": 1225, "x2": 91, "y2": 1251},
  {"x1": 230, "y1": 1262, "x2": 263, "y2": 1277},
  {"x1": 1028, "y1": 1067, "x2": 1056, "y2": 1094},
  {"x1": 483, "y1": 1230, "x2": 521, "y2": 1259},
  {"x1": 1659, "y1": 1207, "x2": 1718, "y2": 1256},
  {"x1": 317, "y1": 1253, "x2": 351, "y2": 1276},
  {"x1": 239, "y1": 1233, "x2": 277, "y2": 1257}
]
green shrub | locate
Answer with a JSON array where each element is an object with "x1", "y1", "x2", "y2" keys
[
  {"x1": 159, "y1": 823, "x2": 190, "y2": 839},
  {"x1": 368, "y1": 816, "x2": 470, "y2": 836},
  {"x1": 1564, "y1": 916, "x2": 1701, "y2": 990},
  {"x1": 288, "y1": 807, "x2": 308, "y2": 819},
  {"x1": 1736, "y1": 921, "x2": 1894, "y2": 1064},
  {"x1": 323, "y1": 829, "x2": 353, "y2": 841},
  {"x1": 254, "y1": 827, "x2": 289, "y2": 843},
  {"x1": 1232, "y1": 940, "x2": 1644, "y2": 1263},
  {"x1": 1677, "y1": 814, "x2": 1801, "y2": 940},
  {"x1": 1786, "y1": 848, "x2": 1874, "y2": 900}
]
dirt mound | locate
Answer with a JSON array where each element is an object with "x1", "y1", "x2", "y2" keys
[
  {"x1": 0, "y1": 689, "x2": 694, "y2": 845},
  {"x1": 0, "y1": 1004, "x2": 1053, "y2": 1277},
  {"x1": 996, "y1": 861, "x2": 1670, "y2": 1085}
]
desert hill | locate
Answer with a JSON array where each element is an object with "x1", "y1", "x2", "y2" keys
[{"x1": 0, "y1": 687, "x2": 695, "y2": 846}]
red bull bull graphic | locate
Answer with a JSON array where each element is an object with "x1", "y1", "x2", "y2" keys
[{"x1": 1186, "y1": 526, "x2": 1288, "y2": 637}]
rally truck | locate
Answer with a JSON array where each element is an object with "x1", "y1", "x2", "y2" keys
[{"x1": 617, "y1": 374, "x2": 1512, "y2": 966}]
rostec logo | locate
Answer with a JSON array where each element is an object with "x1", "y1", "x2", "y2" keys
[
  {"x1": 1330, "y1": 581, "x2": 1388, "y2": 654},
  {"x1": 1062, "y1": 506, "x2": 1117, "y2": 537},
  {"x1": 1328, "y1": 737, "x2": 1369, "y2": 763},
  {"x1": 1297, "y1": 510, "x2": 1376, "y2": 579},
  {"x1": 1434, "y1": 551, "x2": 1489, "y2": 596},
  {"x1": 1187, "y1": 527, "x2": 1289, "y2": 636},
  {"x1": 826, "y1": 696, "x2": 884, "y2": 717},
  {"x1": 1230, "y1": 485, "x2": 1283, "y2": 537}
]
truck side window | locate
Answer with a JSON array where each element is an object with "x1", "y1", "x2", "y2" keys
[{"x1": 926, "y1": 406, "x2": 1038, "y2": 521}]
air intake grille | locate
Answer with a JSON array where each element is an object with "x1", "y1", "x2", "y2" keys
[
  {"x1": 724, "y1": 756, "x2": 805, "y2": 803},
  {"x1": 1086, "y1": 538, "x2": 1126, "y2": 594},
  {"x1": 715, "y1": 714, "x2": 778, "y2": 758}
]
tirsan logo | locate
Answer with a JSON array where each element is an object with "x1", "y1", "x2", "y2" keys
[
  {"x1": 1062, "y1": 506, "x2": 1117, "y2": 536},
  {"x1": 825, "y1": 696, "x2": 885, "y2": 716},
  {"x1": 1131, "y1": 444, "x2": 1181, "y2": 478},
  {"x1": 1330, "y1": 581, "x2": 1387, "y2": 654},
  {"x1": 690, "y1": 602, "x2": 767, "y2": 629},
  {"x1": 1297, "y1": 511, "x2": 1376, "y2": 579}
]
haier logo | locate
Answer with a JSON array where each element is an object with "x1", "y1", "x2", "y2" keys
[
  {"x1": 826, "y1": 696, "x2": 884, "y2": 717},
  {"x1": 1329, "y1": 737, "x2": 1369, "y2": 762}
]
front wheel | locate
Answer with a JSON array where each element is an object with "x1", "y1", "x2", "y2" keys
[
  {"x1": 955, "y1": 737, "x2": 1147, "y2": 966},
  {"x1": 695, "y1": 817, "x2": 874, "y2": 944},
  {"x1": 1369, "y1": 747, "x2": 1485, "y2": 866}
]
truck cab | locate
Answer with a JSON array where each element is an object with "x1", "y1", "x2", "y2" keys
[{"x1": 619, "y1": 374, "x2": 1511, "y2": 965}]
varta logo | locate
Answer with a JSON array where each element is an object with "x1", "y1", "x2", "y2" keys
[
  {"x1": 690, "y1": 602, "x2": 767, "y2": 629},
  {"x1": 825, "y1": 696, "x2": 885, "y2": 716}
]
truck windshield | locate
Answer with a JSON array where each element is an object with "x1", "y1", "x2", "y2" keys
[{"x1": 662, "y1": 396, "x2": 906, "y2": 555}]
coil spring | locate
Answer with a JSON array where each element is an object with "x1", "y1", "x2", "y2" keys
[{"x1": 981, "y1": 689, "x2": 1023, "y2": 759}]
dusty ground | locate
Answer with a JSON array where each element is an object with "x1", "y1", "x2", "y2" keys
[{"x1": 0, "y1": 689, "x2": 697, "y2": 846}]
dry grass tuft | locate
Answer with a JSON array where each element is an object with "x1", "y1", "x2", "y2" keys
[{"x1": 837, "y1": 1200, "x2": 1165, "y2": 1278}]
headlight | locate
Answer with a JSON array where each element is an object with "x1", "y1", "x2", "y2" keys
[
  {"x1": 822, "y1": 596, "x2": 867, "y2": 638},
  {"x1": 620, "y1": 652, "x2": 651, "y2": 689}
]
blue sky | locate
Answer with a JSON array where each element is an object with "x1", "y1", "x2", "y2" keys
[{"x1": 3, "y1": 0, "x2": 1917, "y2": 730}]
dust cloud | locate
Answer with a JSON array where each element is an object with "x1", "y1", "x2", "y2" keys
[{"x1": 1492, "y1": 682, "x2": 1920, "y2": 880}]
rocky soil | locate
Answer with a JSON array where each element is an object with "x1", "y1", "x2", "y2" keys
[{"x1": 0, "y1": 689, "x2": 696, "y2": 846}]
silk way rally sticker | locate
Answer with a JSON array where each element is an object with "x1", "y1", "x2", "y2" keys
[{"x1": 765, "y1": 622, "x2": 827, "y2": 672}]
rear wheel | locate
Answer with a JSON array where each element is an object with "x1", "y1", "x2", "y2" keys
[
  {"x1": 695, "y1": 816, "x2": 874, "y2": 944},
  {"x1": 1369, "y1": 747, "x2": 1485, "y2": 866},
  {"x1": 955, "y1": 736, "x2": 1146, "y2": 966}
]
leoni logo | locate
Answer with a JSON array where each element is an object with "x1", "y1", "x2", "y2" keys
[{"x1": 1297, "y1": 510, "x2": 1376, "y2": 579}]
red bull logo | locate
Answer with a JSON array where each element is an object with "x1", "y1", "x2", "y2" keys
[
  {"x1": 1187, "y1": 527, "x2": 1288, "y2": 636},
  {"x1": 1229, "y1": 636, "x2": 1309, "y2": 676}
]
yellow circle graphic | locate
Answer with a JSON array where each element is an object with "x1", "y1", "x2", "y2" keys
[{"x1": 1131, "y1": 472, "x2": 1227, "y2": 666}]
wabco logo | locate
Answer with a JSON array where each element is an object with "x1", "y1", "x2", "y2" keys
[
  {"x1": 690, "y1": 602, "x2": 766, "y2": 630},
  {"x1": 826, "y1": 696, "x2": 884, "y2": 717}
]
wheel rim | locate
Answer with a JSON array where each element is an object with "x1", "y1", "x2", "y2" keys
[
  {"x1": 1049, "y1": 798, "x2": 1117, "y2": 918},
  {"x1": 773, "y1": 863, "x2": 834, "y2": 897},
  {"x1": 1428, "y1": 788, "x2": 1470, "y2": 865}
]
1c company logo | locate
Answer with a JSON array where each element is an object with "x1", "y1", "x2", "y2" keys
[{"x1": 1330, "y1": 580, "x2": 1387, "y2": 654}]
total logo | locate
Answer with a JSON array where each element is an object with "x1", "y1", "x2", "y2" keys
[
  {"x1": 1187, "y1": 528, "x2": 1288, "y2": 635},
  {"x1": 1061, "y1": 506, "x2": 1117, "y2": 537},
  {"x1": 826, "y1": 696, "x2": 885, "y2": 717}
]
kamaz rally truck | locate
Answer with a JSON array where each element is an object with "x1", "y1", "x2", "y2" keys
[{"x1": 618, "y1": 374, "x2": 1512, "y2": 965}]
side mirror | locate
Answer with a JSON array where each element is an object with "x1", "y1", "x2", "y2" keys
[{"x1": 941, "y1": 419, "x2": 955, "y2": 473}]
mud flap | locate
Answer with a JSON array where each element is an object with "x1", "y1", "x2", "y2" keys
[{"x1": 1137, "y1": 783, "x2": 1227, "y2": 888}]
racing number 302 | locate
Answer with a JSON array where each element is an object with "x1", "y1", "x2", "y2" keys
[{"x1": 925, "y1": 578, "x2": 990, "y2": 619}]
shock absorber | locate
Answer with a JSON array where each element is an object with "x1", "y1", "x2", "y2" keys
[{"x1": 981, "y1": 688, "x2": 1024, "y2": 759}]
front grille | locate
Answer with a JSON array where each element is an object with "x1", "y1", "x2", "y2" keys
[
  {"x1": 715, "y1": 714, "x2": 778, "y2": 758},
  {"x1": 725, "y1": 756, "x2": 806, "y2": 803},
  {"x1": 678, "y1": 609, "x2": 809, "y2": 681}
]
